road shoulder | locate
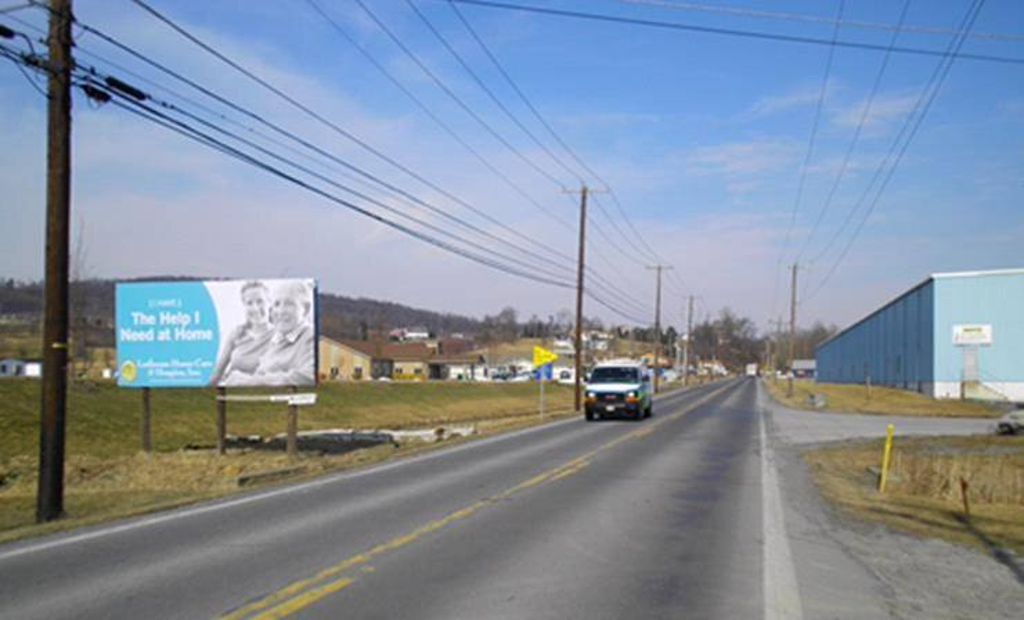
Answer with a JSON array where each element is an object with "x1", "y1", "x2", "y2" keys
[{"x1": 760, "y1": 384, "x2": 1024, "y2": 619}]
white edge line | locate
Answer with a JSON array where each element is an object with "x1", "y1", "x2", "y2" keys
[
  {"x1": 0, "y1": 385, "x2": 708, "y2": 562},
  {"x1": 761, "y1": 399, "x2": 805, "y2": 620}
]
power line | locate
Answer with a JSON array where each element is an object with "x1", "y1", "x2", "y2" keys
[
  {"x1": 611, "y1": 0, "x2": 1024, "y2": 43},
  {"x1": 4, "y1": 18, "x2": 651, "y2": 323},
  {"x1": 302, "y1": 0, "x2": 646, "y2": 312},
  {"x1": 301, "y1": 0, "x2": 578, "y2": 246},
  {"x1": 446, "y1": 0, "x2": 1024, "y2": 66},
  {"x1": 446, "y1": 0, "x2": 669, "y2": 266},
  {"x1": 122, "y1": 0, "x2": 581, "y2": 249},
  {"x1": 772, "y1": 0, "x2": 844, "y2": 321},
  {"x1": 403, "y1": 0, "x2": 582, "y2": 184},
  {"x1": 794, "y1": 0, "x2": 911, "y2": 263},
  {"x1": 350, "y1": 0, "x2": 571, "y2": 191},
  {"x1": 802, "y1": 0, "x2": 985, "y2": 304},
  {"x1": 71, "y1": 70, "x2": 576, "y2": 288}
]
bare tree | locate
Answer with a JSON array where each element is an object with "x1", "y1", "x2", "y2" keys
[{"x1": 69, "y1": 216, "x2": 90, "y2": 378}]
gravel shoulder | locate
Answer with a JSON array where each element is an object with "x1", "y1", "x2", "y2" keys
[{"x1": 760, "y1": 384, "x2": 1024, "y2": 620}]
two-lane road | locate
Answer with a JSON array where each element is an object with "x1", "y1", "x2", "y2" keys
[{"x1": 1, "y1": 379, "x2": 780, "y2": 619}]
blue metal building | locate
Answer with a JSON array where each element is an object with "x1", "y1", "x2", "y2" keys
[{"x1": 816, "y1": 269, "x2": 1024, "y2": 402}]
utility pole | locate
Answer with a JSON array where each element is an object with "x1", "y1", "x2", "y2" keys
[
  {"x1": 37, "y1": 0, "x2": 73, "y2": 523},
  {"x1": 568, "y1": 185, "x2": 588, "y2": 412},
  {"x1": 646, "y1": 265, "x2": 672, "y2": 394},
  {"x1": 787, "y1": 263, "x2": 798, "y2": 398},
  {"x1": 770, "y1": 316, "x2": 784, "y2": 385},
  {"x1": 683, "y1": 295, "x2": 694, "y2": 386}
]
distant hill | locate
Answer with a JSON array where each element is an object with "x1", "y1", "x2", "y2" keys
[{"x1": 0, "y1": 277, "x2": 484, "y2": 341}]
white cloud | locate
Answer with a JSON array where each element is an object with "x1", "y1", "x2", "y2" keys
[
  {"x1": 831, "y1": 91, "x2": 919, "y2": 132},
  {"x1": 685, "y1": 138, "x2": 798, "y2": 179},
  {"x1": 746, "y1": 80, "x2": 841, "y2": 118}
]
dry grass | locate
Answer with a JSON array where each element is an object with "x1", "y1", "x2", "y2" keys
[
  {"x1": 766, "y1": 378, "x2": 1000, "y2": 418},
  {"x1": 0, "y1": 377, "x2": 583, "y2": 543},
  {"x1": 804, "y1": 435, "x2": 1024, "y2": 556}
]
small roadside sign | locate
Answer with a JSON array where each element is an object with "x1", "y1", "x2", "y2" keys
[{"x1": 533, "y1": 346, "x2": 559, "y2": 367}]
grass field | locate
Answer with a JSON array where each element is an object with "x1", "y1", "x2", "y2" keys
[
  {"x1": 805, "y1": 436, "x2": 1024, "y2": 556},
  {"x1": 0, "y1": 378, "x2": 575, "y2": 542},
  {"x1": 765, "y1": 378, "x2": 1000, "y2": 417}
]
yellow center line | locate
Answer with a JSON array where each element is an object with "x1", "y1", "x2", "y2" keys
[{"x1": 220, "y1": 382, "x2": 734, "y2": 619}]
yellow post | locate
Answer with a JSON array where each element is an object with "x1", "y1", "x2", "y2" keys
[{"x1": 878, "y1": 424, "x2": 894, "y2": 493}]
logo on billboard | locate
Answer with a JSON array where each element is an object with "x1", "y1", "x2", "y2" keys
[
  {"x1": 116, "y1": 279, "x2": 318, "y2": 388},
  {"x1": 119, "y1": 360, "x2": 138, "y2": 384}
]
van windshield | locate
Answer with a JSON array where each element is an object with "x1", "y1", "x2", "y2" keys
[{"x1": 589, "y1": 367, "x2": 640, "y2": 384}]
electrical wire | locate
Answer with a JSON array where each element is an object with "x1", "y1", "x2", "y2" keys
[
  {"x1": 2, "y1": 20, "x2": 652, "y2": 323},
  {"x1": 302, "y1": 0, "x2": 648, "y2": 314},
  {"x1": 403, "y1": 0, "x2": 582, "y2": 184},
  {"x1": 445, "y1": 0, "x2": 1024, "y2": 66},
  {"x1": 802, "y1": 0, "x2": 985, "y2": 304},
  {"x1": 448, "y1": 0, "x2": 669, "y2": 267},
  {"x1": 770, "y1": 0, "x2": 844, "y2": 318},
  {"x1": 795, "y1": 0, "x2": 911, "y2": 263},
  {"x1": 350, "y1": 0, "x2": 571, "y2": 192},
  {"x1": 610, "y1": 0, "x2": 1024, "y2": 43}
]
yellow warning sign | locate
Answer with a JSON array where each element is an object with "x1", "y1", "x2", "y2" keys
[{"x1": 533, "y1": 346, "x2": 559, "y2": 367}]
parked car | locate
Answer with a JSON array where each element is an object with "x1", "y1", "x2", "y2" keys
[{"x1": 995, "y1": 410, "x2": 1024, "y2": 435}]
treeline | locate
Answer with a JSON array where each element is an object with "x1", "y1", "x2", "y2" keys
[{"x1": 0, "y1": 278, "x2": 485, "y2": 344}]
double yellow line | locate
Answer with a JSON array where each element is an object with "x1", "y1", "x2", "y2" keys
[{"x1": 221, "y1": 381, "x2": 734, "y2": 619}]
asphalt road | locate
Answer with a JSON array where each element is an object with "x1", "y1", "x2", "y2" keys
[{"x1": 0, "y1": 378, "x2": 775, "y2": 620}]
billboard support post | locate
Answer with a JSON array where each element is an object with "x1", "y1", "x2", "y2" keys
[
  {"x1": 287, "y1": 386, "x2": 298, "y2": 459},
  {"x1": 141, "y1": 387, "x2": 152, "y2": 453},
  {"x1": 216, "y1": 387, "x2": 227, "y2": 455}
]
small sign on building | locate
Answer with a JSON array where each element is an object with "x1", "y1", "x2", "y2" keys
[{"x1": 953, "y1": 324, "x2": 993, "y2": 347}]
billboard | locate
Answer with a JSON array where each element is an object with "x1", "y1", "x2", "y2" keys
[
  {"x1": 116, "y1": 279, "x2": 317, "y2": 388},
  {"x1": 953, "y1": 324, "x2": 993, "y2": 347}
]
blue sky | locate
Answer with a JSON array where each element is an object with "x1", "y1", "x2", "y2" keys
[{"x1": 2, "y1": 0, "x2": 1022, "y2": 334}]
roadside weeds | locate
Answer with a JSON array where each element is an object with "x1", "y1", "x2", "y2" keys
[
  {"x1": 764, "y1": 379, "x2": 1001, "y2": 418},
  {"x1": 803, "y1": 435, "x2": 1024, "y2": 560}
]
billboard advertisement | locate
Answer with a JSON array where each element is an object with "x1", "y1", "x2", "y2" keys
[{"x1": 116, "y1": 279, "x2": 317, "y2": 388}]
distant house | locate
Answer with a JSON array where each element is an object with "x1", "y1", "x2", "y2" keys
[
  {"x1": 0, "y1": 358, "x2": 40, "y2": 378},
  {"x1": 0, "y1": 358, "x2": 24, "y2": 378},
  {"x1": 792, "y1": 359, "x2": 817, "y2": 379},
  {"x1": 318, "y1": 337, "x2": 487, "y2": 381},
  {"x1": 428, "y1": 353, "x2": 486, "y2": 380},
  {"x1": 390, "y1": 327, "x2": 431, "y2": 342},
  {"x1": 23, "y1": 360, "x2": 42, "y2": 377},
  {"x1": 318, "y1": 338, "x2": 394, "y2": 381}
]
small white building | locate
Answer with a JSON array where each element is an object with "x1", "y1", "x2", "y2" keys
[
  {"x1": 0, "y1": 358, "x2": 25, "y2": 377},
  {"x1": 0, "y1": 358, "x2": 41, "y2": 378}
]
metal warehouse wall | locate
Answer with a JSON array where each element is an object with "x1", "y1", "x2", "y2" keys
[
  {"x1": 932, "y1": 271, "x2": 1024, "y2": 400},
  {"x1": 816, "y1": 280, "x2": 934, "y2": 392}
]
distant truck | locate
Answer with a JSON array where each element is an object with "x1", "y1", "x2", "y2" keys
[
  {"x1": 584, "y1": 361, "x2": 652, "y2": 421},
  {"x1": 745, "y1": 363, "x2": 758, "y2": 377}
]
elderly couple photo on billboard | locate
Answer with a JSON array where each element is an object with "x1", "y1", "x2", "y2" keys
[{"x1": 210, "y1": 279, "x2": 316, "y2": 387}]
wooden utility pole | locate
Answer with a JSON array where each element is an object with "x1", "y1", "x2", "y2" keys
[
  {"x1": 36, "y1": 0, "x2": 73, "y2": 524},
  {"x1": 683, "y1": 295, "x2": 694, "y2": 386},
  {"x1": 571, "y1": 185, "x2": 588, "y2": 412},
  {"x1": 646, "y1": 265, "x2": 672, "y2": 394},
  {"x1": 787, "y1": 263, "x2": 798, "y2": 398}
]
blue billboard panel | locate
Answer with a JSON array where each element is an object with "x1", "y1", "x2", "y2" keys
[{"x1": 116, "y1": 279, "x2": 317, "y2": 388}]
